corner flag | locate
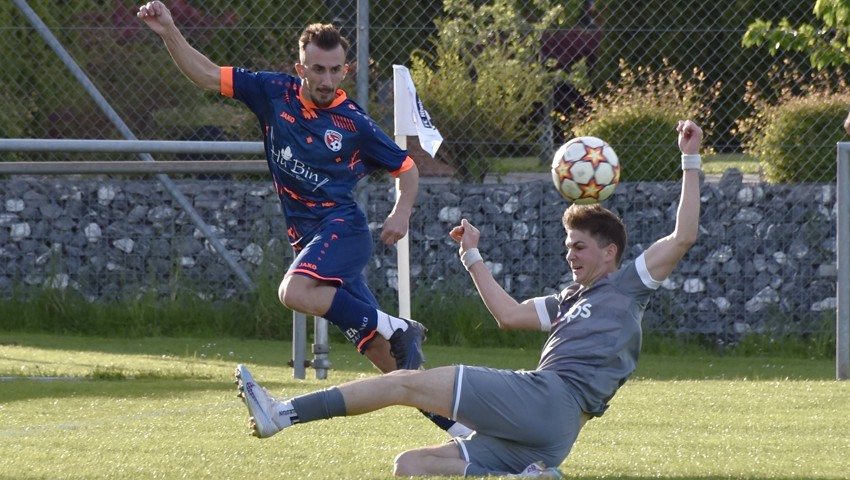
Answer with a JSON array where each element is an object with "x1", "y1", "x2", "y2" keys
[{"x1": 392, "y1": 65, "x2": 443, "y2": 158}]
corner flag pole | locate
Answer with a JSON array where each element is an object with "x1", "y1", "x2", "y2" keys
[
  {"x1": 392, "y1": 65, "x2": 443, "y2": 319},
  {"x1": 393, "y1": 137, "x2": 412, "y2": 319}
]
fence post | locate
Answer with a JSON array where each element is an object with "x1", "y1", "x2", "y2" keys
[
  {"x1": 290, "y1": 312, "x2": 308, "y2": 379},
  {"x1": 312, "y1": 318, "x2": 331, "y2": 380},
  {"x1": 837, "y1": 143, "x2": 849, "y2": 381},
  {"x1": 12, "y1": 0, "x2": 255, "y2": 291}
]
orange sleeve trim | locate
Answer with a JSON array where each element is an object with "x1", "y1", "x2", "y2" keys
[
  {"x1": 220, "y1": 67, "x2": 234, "y2": 97},
  {"x1": 287, "y1": 269, "x2": 344, "y2": 285},
  {"x1": 389, "y1": 156, "x2": 415, "y2": 177}
]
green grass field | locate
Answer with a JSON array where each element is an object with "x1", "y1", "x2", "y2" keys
[{"x1": 1, "y1": 334, "x2": 847, "y2": 479}]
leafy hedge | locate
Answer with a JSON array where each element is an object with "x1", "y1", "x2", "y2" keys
[
  {"x1": 736, "y1": 69, "x2": 850, "y2": 183},
  {"x1": 571, "y1": 61, "x2": 718, "y2": 181}
]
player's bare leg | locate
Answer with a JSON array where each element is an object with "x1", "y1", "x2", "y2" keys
[
  {"x1": 279, "y1": 274, "x2": 424, "y2": 371},
  {"x1": 362, "y1": 336, "x2": 396, "y2": 373},
  {"x1": 394, "y1": 443, "x2": 468, "y2": 477},
  {"x1": 278, "y1": 274, "x2": 336, "y2": 318}
]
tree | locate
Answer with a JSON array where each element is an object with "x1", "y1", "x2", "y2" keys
[
  {"x1": 742, "y1": 0, "x2": 850, "y2": 69},
  {"x1": 409, "y1": 0, "x2": 580, "y2": 182}
]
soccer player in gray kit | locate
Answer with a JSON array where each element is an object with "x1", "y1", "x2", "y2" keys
[{"x1": 235, "y1": 120, "x2": 705, "y2": 477}]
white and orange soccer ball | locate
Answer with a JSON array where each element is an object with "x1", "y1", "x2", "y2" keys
[{"x1": 551, "y1": 136, "x2": 620, "y2": 204}]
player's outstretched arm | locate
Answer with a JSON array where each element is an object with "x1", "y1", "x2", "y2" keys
[
  {"x1": 137, "y1": 1, "x2": 220, "y2": 92},
  {"x1": 449, "y1": 219, "x2": 543, "y2": 330},
  {"x1": 643, "y1": 120, "x2": 702, "y2": 282}
]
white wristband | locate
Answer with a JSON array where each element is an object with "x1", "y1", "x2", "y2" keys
[
  {"x1": 460, "y1": 248, "x2": 483, "y2": 270},
  {"x1": 681, "y1": 154, "x2": 702, "y2": 170}
]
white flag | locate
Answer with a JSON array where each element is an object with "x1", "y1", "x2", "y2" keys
[{"x1": 392, "y1": 65, "x2": 443, "y2": 158}]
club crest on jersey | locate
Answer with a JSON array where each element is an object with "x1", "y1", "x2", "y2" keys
[{"x1": 324, "y1": 129, "x2": 343, "y2": 152}]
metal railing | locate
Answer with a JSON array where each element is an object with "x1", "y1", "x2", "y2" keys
[{"x1": 0, "y1": 140, "x2": 331, "y2": 380}]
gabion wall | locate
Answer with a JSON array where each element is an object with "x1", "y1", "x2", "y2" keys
[{"x1": 0, "y1": 173, "x2": 837, "y2": 341}]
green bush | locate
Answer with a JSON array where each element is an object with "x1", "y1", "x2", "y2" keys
[
  {"x1": 0, "y1": 83, "x2": 34, "y2": 161},
  {"x1": 570, "y1": 60, "x2": 718, "y2": 181},
  {"x1": 736, "y1": 68, "x2": 850, "y2": 183},
  {"x1": 410, "y1": 0, "x2": 580, "y2": 182},
  {"x1": 595, "y1": 0, "x2": 816, "y2": 151}
]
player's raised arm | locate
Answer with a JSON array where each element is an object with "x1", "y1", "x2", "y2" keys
[
  {"x1": 137, "y1": 1, "x2": 220, "y2": 92},
  {"x1": 642, "y1": 120, "x2": 702, "y2": 282},
  {"x1": 450, "y1": 219, "x2": 543, "y2": 330}
]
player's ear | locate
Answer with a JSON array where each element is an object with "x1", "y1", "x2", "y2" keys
[
  {"x1": 605, "y1": 242, "x2": 618, "y2": 262},
  {"x1": 343, "y1": 64, "x2": 349, "y2": 77},
  {"x1": 295, "y1": 63, "x2": 305, "y2": 77}
]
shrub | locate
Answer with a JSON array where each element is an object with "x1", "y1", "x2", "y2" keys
[
  {"x1": 0, "y1": 84, "x2": 34, "y2": 161},
  {"x1": 410, "y1": 0, "x2": 579, "y2": 182},
  {"x1": 570, "y1": 60, "x2": 719, "y2": 181},
  {"x1": 736, "y1": 67, "x2": 850, "y2": 183},
  {"x1": 595, "y1": 0, "x2": 816, "y2": 151}
]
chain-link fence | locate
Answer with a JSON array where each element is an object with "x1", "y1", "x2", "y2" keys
[
  {"x1": 3, "y1": 1, "x2": 848, "y2": 176},
  {"x1": 0, "y1": 1, "x2": 844, "y2": 344}
]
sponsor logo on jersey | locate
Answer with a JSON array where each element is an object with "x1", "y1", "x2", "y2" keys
[
  {"x1": 324, "y1": 129, "x2": 343, "y2": 152},
  {"x1": 267, "y1": 127, "x2": 331, "y2": 192},
  {"x1": 562, "y1": 300, "x2": 592, "y2": 324}
]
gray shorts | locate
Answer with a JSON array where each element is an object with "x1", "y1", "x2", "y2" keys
[{"x1": 450, "y1": 365, "x2": 584, "y2": 474}]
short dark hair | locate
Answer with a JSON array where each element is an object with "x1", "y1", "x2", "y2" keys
[
  {"x1": 562, "y1": 203, "x2": 627, "y2": 265},
  {"x1": 299, "y1": 23, "x2": 350, "y2": 56}
]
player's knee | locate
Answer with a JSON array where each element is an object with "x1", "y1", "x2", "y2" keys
[
  {"x1": 277, "y1": 280, "x2": 288, "y2": 307},
  {"x1": 278, "y1": 277, "x2": 305, "y2": 310},
  {"x1": 393, "y1": 450, "x2": 423, "y2": 476}
]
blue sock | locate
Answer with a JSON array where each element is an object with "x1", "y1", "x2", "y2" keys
[{"x1": 324, "y1": 288, "x2": 377, "y2": 335}]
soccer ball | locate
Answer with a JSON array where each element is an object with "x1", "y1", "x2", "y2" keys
[{"x1": 551, "y1": 136, "x2": 620, "y2": 204}]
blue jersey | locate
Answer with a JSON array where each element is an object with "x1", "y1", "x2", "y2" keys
[{"x1": 221, "y1": 67, "x2": 412, "y2": 247}]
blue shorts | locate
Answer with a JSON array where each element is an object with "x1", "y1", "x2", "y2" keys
[
  {"x1": 286, "y1": 218, "x2": 379, "y2": 347},
  {"x1": 450, "y1": 366, "x2": 584, "y2": 474}
]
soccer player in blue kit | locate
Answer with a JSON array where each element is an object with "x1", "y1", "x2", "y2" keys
[
  {"x1": 231, "y1": 120, "x2": 705, "y2": 477},
  {"x1": 136, "y1": 3, "x2": 445, "y2": 382}
]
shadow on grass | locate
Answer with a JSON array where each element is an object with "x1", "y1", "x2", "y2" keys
[{"x1": 0, "y1": 377, "x2": 225, "y2": 403}]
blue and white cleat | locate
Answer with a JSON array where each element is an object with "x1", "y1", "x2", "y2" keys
[
  {"x1": 234, "y1": 364, "x2": 282, "y2": 438},
  {"x1": 389, "y1": 319, "x2": 427, "y2": 370}
]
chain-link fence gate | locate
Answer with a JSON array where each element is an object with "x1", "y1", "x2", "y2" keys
[{"x1": 0, "y1": 0, "x2": 844, "y2": 348}]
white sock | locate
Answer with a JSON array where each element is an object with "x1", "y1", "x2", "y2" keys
[
  {"x1": 272, "y1": 400, "x2": 299, "y2": 429},
  {"x1": 375, "y1": 311, "x2": 408, "y2": 339},
  {"x1": 447, "y1": 422, "x2": 474, "y2": 438}
]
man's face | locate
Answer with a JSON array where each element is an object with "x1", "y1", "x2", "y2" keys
[
  {"x1": 296, "y1": 43, "x2": 347, "y2": 108},
  {"x1": 564, "y1": 229, "x2": 615, "y2": 286}
]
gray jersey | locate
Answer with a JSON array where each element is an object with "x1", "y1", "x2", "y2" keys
[{"x1": 532, "y1": 253, "x2": 660, "y2": 416}]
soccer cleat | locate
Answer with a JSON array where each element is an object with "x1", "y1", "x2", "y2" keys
[
  {"x1": 389, "y1": 319, "x2": 427, "y2": 370},
  {"x1": 234, "y1": 364, "x2": 283, "y2": 438},
  {"x1": 506, "y1": 461, "x2": 564, "y2": 478}
]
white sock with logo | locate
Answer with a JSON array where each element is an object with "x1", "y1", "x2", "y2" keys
[
  {"x1": 375, "y1": 311, "x2": 409, "y2": 339},
  {"x1": 272, "y1": 400, "x2": 300, "y2": 429}
]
